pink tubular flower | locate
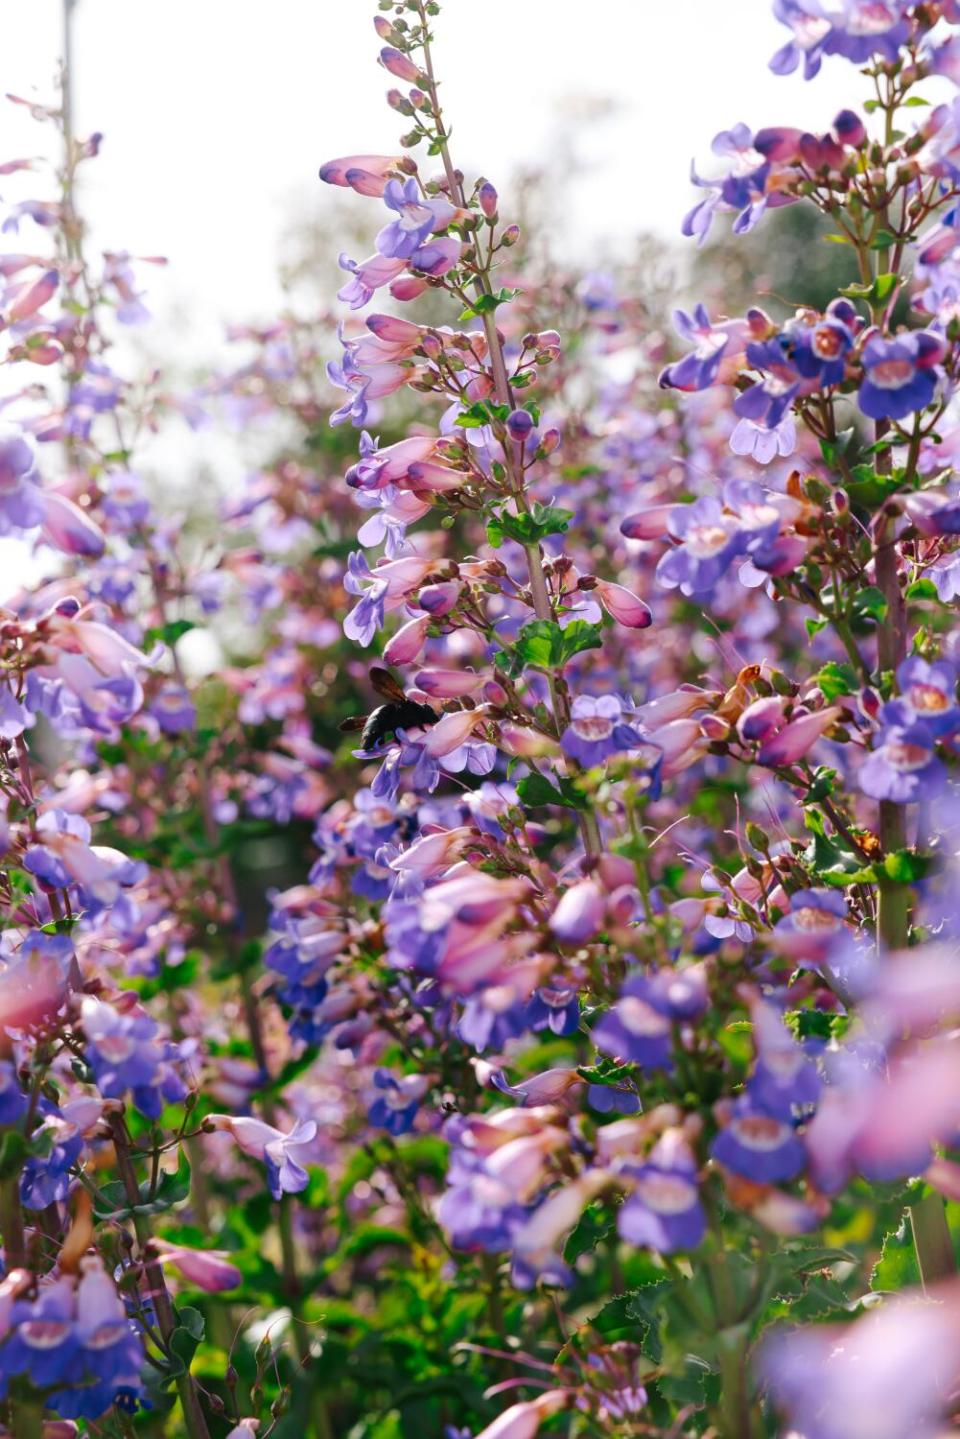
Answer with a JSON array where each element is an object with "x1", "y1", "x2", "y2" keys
[
  {"x1": 619, "y1": 503, "x2": 676, "y2": 541},
  {"x1": 3, "y1": 266, "x2": 57, "y2": 323},
  {"x1": 594, "y1": 579, "x2": 652, "y2": 629},
  {"x1": 473, "y1": 1391, "x2": 569, "y2": 1439},
  {"x1": 415, "y1": 668, "x2": 482, "y2": 698},
  {"x1": 756, "y1": 706, "x2": 841, "y2": 767},
  {"x1": 379, "y1": 47, "x2": 422, "y2": 82},
  {"x1": 383, "y1": 614, "x2": 430, "y2": 665},
  {"x1": 549, "y1": 877, "x2": 605, "y2": 942},
  {"x1": 39, "y1": 490, "x2": 105, "y2": 558},
  {"x1": 419, "y1": 705, "x2": 487, "y2": 757},
  {"x1": 151, "y1": 1240, "x2": 243, "y2": 1293},
  {"x1": 318, "y1": 154, "x2": 402, "y2": 195}
]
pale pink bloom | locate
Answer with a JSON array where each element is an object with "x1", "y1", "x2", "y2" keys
[
  {"x1": 383, "y1": 614, "x2": 430, "y2": 665},
  {"x1": 372, "y1": 556, "x2": 436, "y2": 599},
  {"x1": 406, "y1": 460, "x2": 469, "y2": 493},
  {"x1": 499, "y1": 723, "x2": 560, "y2": 758},
  {"x1": 379, "y1": 46, "x2": 421, "y2": 82},
  {"x1": 365, "y1": 312, "x2": 423, "y2": 346},
  {"x1": 756, "y1": 706, "x2": 841, "y2": 767},
  {"x1": 390, "y1": 274, "x2": 428, "y2": 301},
  {"x1": 514, "y1": 1170, "x2": 609, "y2": 1262},
  {"x1": 225, "y1": 1424, "x2": 260, "y2": 1439},
  {"x1": 499, "y1": 1067, "x2": 584, "y2": 1106},
  {"x1": 474, "y1": 1391, "x2": 568, "y2": 1439},
  {"x1": 549, "y1": 878, "x2": 605, "y2": 943},
  {"x1": 49, "y1": 615, "x2": 152, "y2": 676},
  {"x1": 737, "y1": 695, "x2": 787, "y2": 744},
  {"x1": 318, "y1": 154, "x2": 401, "y2": 195},
  {"x1": 388, "y1": 826, "x2": 473, "y2": 879},
  {"x1": 485, "y1": 1129, "x2": 570, "y2": 1200},
  {"x1": 152, "y1": 1240, "x2": 242, "y2": 1292},
  {"x1": 633, "y1": 686, "x2": 716, "y2": 727},
  {"x1": 620, "y1": 503, "x2": 675, "y2": 540},
  {"x1": 4, "y1": 266, "x2": 57, "y2": 322},
  {"x1": 415, "y1": 668, "x2": 481, "y2": 698},
  {"x1": 419, "y1": 705, "x2": 487, "y2": 757},
  {"x1": 39, "y1": 490, "x2": 105, "y2": 557},
  {"x1": 650, "y1": 717, "x2": 710, "y2": 777},
  {"x1": 594, "y1": 579, "x2": 652, "y2": 629}
]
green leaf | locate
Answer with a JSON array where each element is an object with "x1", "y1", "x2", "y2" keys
[
  {"x1": 817, "y1": 661, "x2": 858, "y2": 701},
  {"x1": 516, "y1": 772, "x2": 586, "y2": 811},
  {"x1": 486, "y1": 503, "x2": 573, "y2": 549},
  {"x1": 906, "y1": 578, "x2": 939, "y2": 600},
  {"x1": 458, "y1": 287, "x2": 519, "y2": 322},
  {"x1": 852, "y1": 586, "x2": 889, "y2": 624},
  {"x1": 869, "y1": 231, "x2": 898, "y2": 251},
  {"x1": 883, "y1": 848, "x2": 930, "y2": 883}
]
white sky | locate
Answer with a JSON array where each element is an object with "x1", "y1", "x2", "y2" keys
[{"x1": 5, "y1": 0, "x2": 878, "y2": 348}]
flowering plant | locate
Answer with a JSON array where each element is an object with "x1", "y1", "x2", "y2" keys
[{"x1": 4, "y1": 1, "x2": 960, "y2": 1437}]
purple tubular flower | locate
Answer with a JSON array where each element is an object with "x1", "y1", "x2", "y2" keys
[
  {"x1": 618, "y1": 1166, "x2": 706, "y2": 1253},
  {"x1": 710, "y1": 1101, "x2": 807, "y2": 1182},
  {"x1": 884, "y1": 656, "x2": 960, "y2": 737},
  {"x1": 858, "y1": 331, "x2": 945, "y2": 421},
  {"x1": 658, "y1": 305, "x2": 737, "y2": 391},
  {"x1": 655, "y1": 496, "x2": 741, "y2": 598},
  {"x1": 773, "y1": 887, "x2": 848, "y2": 964},
  {"x1": 734, "y1": 341, "x2": 802, "y2": 429},
  {"x1": 367, "y1": 1069, "x2": 428, "y2": 1135},
  {"x1": 858, "y1": 721, "x2": 945, "y2": 804},
  {"x1": 343, "y1": 551, "x2": 388, "y2": 646},
  {"x1": 593, "y1": 976, "x2": 673, "y2": 1072},
  {"x1": 560, "y1": 695, "x2": 644, "y2": 767}
]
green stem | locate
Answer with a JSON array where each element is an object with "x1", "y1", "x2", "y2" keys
[
  {"x1": 707, "y1": 1254, "x2": 754, "y2": 1439},
  {"x1": 7, "y1": 1390, "x2": 44, "y2": 1439},
  {"x1": 910, "y1": 1191, "x2": 956, "y2": 1290},
  {"x1": 109, "y1": 1117, "x2": 211, "y2": 1439},
  {"x1": 417, "y1": 3, "x2": 600, "y2": 858},
  {"x1": 0, "y1": 1174, "x2": 26, "y2": 1270}
]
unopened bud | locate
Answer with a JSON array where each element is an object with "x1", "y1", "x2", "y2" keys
[
  {"x1": 501, "y1": 224, "x2": 520, "y2": 246},
  {"x1": 478, "y1": 180, "x2": 498, "y2": 218}
]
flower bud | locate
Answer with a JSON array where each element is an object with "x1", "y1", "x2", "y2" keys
[
  {"x1": 501, "y1": 224, "x2": 520, "y2": 246},
  {"x1": 383, "y1": 614, "x2": 430, "y2": 665},
  {"x1": 478, "y1": 180, "x2": 498, "y2": 218},
  {"x1": 506, "y1": 408, "x2": 534, "y2": 441},
  {"x1": 379, "y1": 47, "x2": 422, "y2": 82}
]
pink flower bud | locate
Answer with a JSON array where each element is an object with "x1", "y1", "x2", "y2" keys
[
  {"x1": 5, "y1": 267, "x2": 57, "y2": 322},
  {"x1": 473, "y1": 1391, "x2": 568, "y2": 1439},
  {"x1": 153, "y1": 1240, "x2": 243, "y2": 1293},
  {"x1": 418, "y1": 580, "x2": 461, "y2": 616},
  {"x1": 478, "y1": 180, "x2": 498, "y2": 217},
  {"x1": 737, "y1": 696, "x2": 786, "y2": 744},
  {"x1": 539, "y1": 427, "x2": 561, "y2": 454},
  {"x1": 415, "y1": 668, "x2": 481, "y2": 698},
  {"x1": 379, "y1": 47, "x2": 422, "y2": 82},
  {"x1": 390, "y1": 275, "x2": 428, "y2": 301},
  {"x1": 620, "y1": 504, "x2": 674, "y2": 540},
  {"x1": 499, "y1": 723, "x2": 559, "y2": 758},
  {"x1": 39, "y1": 490, "x2": 105, "y2": 558},
  {"x1": 550, "y1": 878, "x2": 605, "y2": 942},
  {"x1": 756, "y1": 706, "x2": 841, "y2": 767},
  {"x1": 482, "y1": 679, "x2": 508, "y2": 705},
  {"x1": 594, "y1": 579, "x2": 652, "y2": 629},
  {"x1": 383, "y1": 614, "x2": 430, "y2": 665},
  {"x1": 318, "y1": 154, "x2": 401, "y2": 195}
]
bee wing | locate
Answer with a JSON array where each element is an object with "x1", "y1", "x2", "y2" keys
[
  {"x1": 338, "y1": 715, "x2": 367, "y2": 734},
  {"x1": 370, "y1": 666, "x2": 407, "y2": 702}
]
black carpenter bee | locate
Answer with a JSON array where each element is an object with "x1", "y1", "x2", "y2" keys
[{"x1": 340, "y1": 667, "x2": 439, "y2": 751}]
